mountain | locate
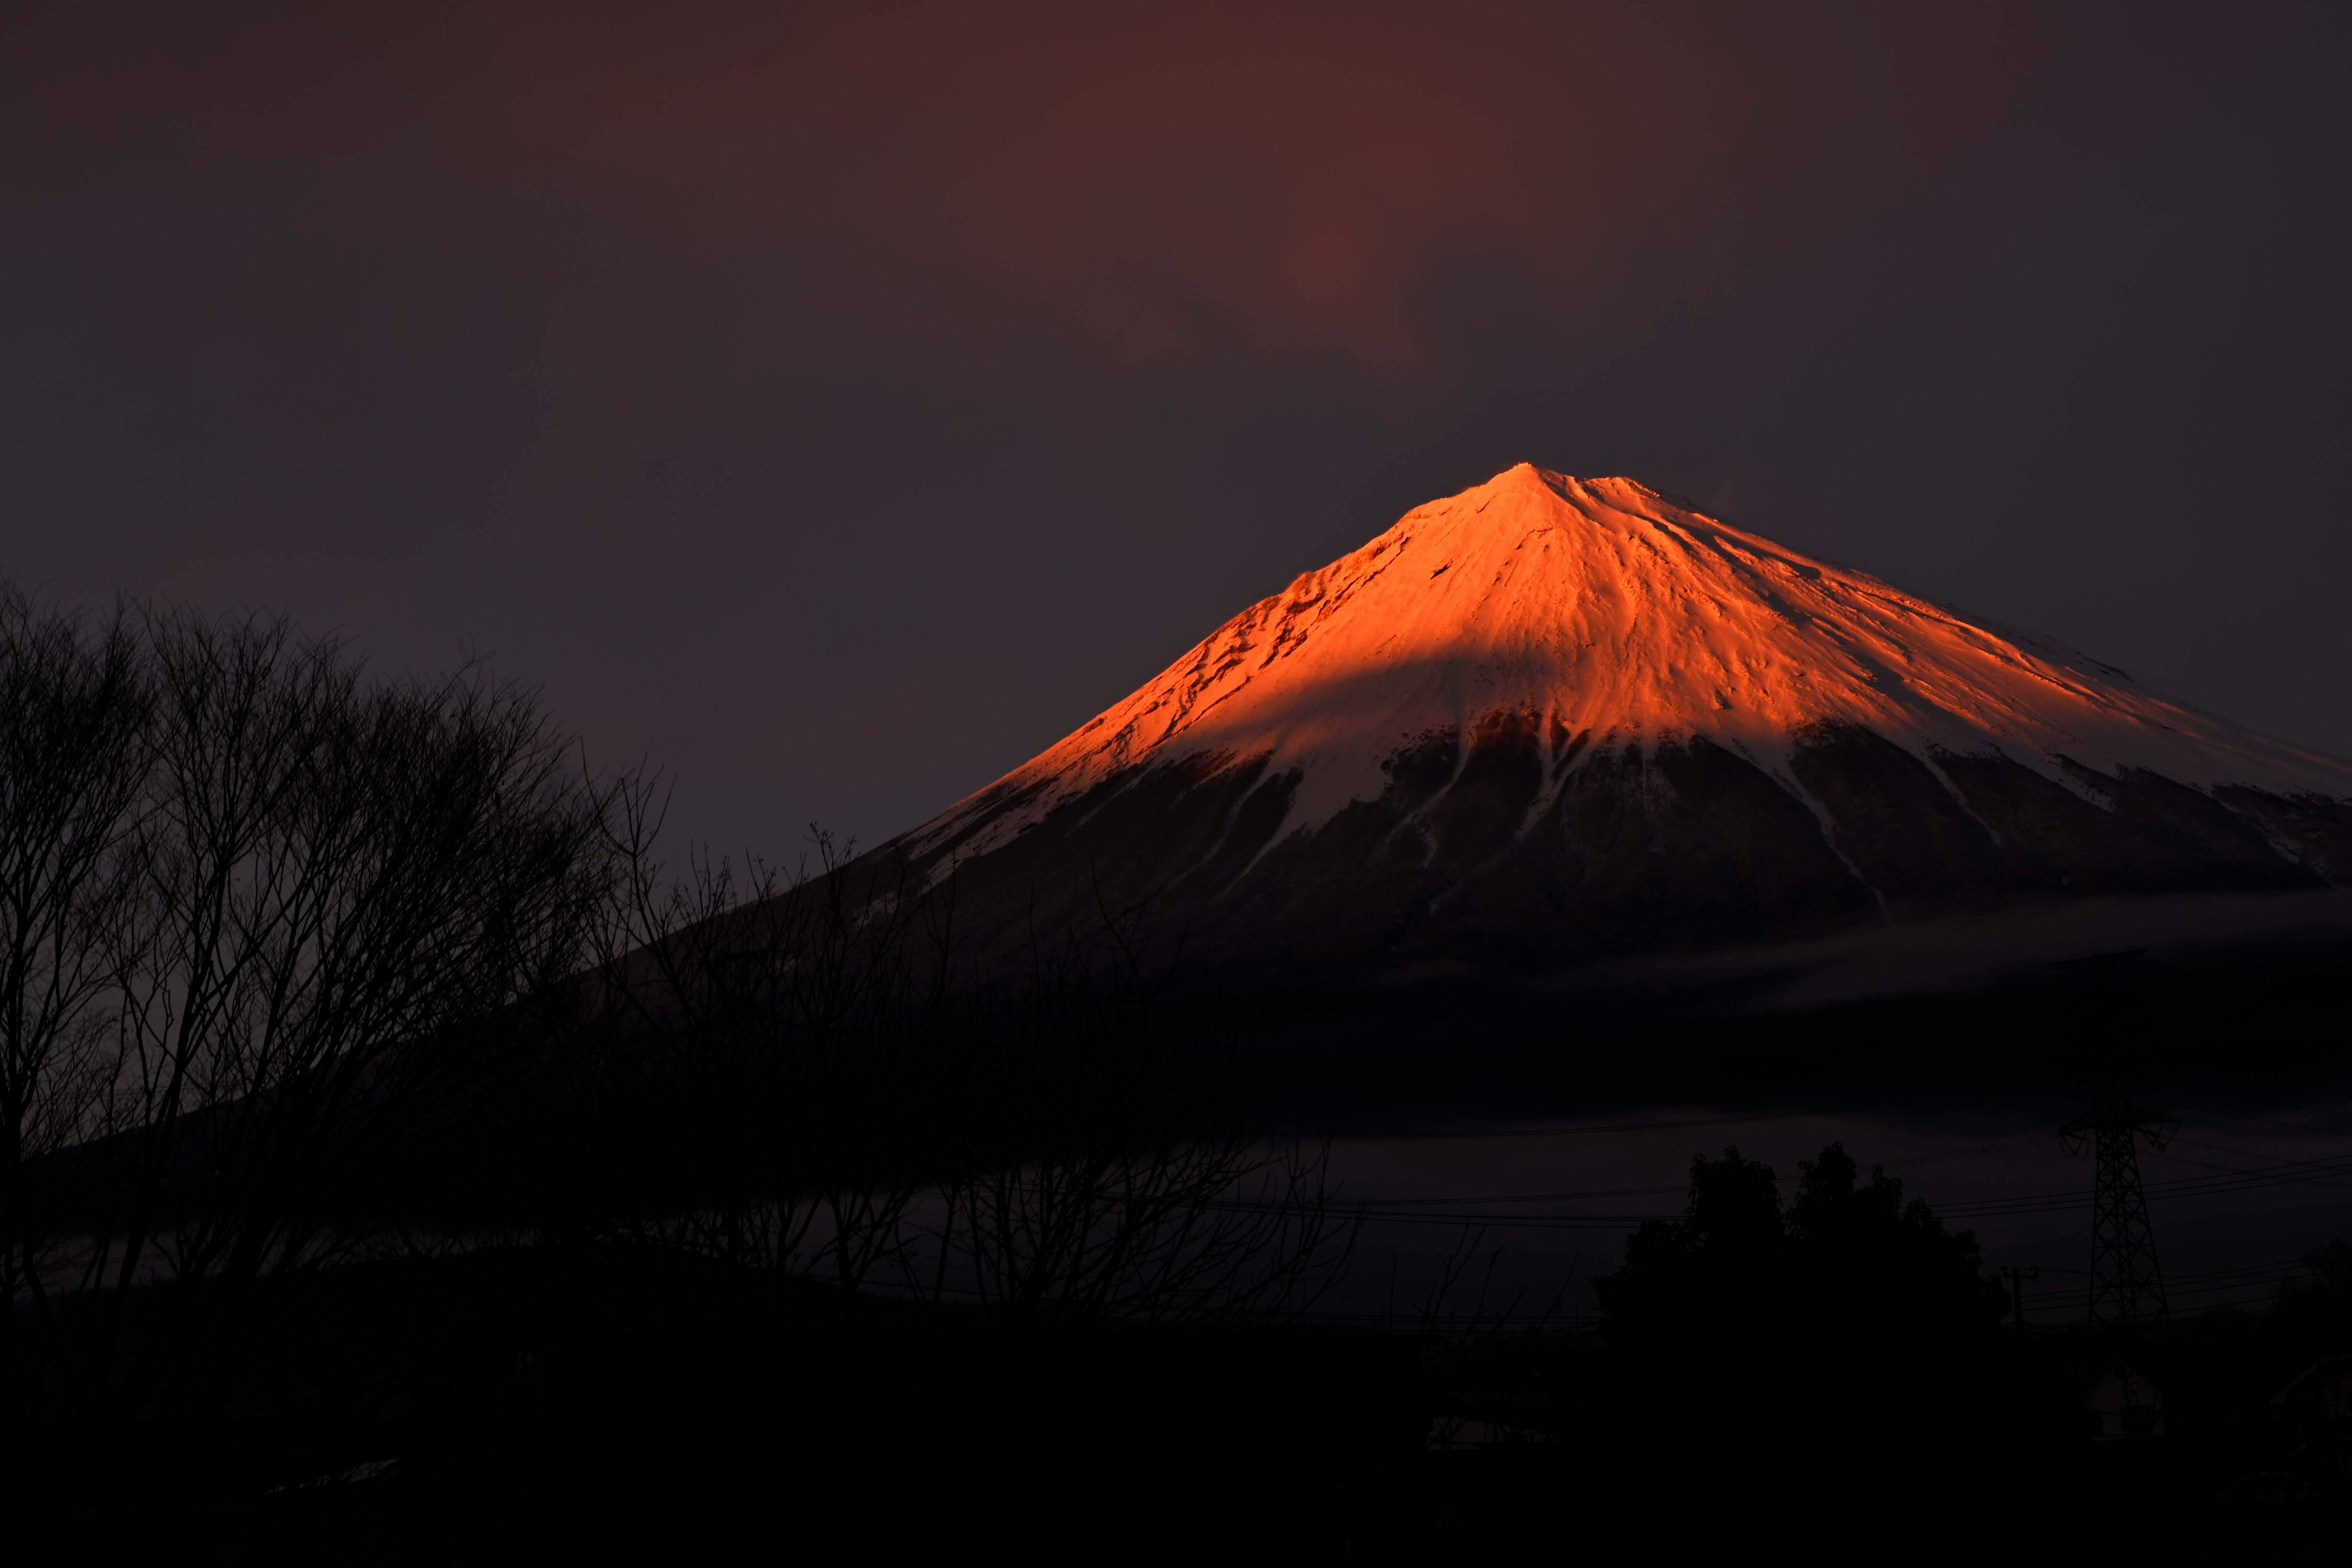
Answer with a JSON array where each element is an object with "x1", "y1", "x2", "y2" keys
[{"x1": 877, "y1": 464, "x2": 2352, "y2": 987}]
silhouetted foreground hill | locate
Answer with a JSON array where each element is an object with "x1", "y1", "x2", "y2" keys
[{"x1": 29, "y1": 1186, "x2": 2352, "y2": 1561}]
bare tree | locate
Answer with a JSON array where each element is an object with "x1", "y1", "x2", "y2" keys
[
  {"x1": 526, "y1": 794, "x2": 956, "y2": 1334},
  {"x1": 910, "y1": 913, "x2": 1354, "y2": 1330},
  {"x1": 527, "y1": 828, "x2": 1351, "y2": 1338},
  {"x1": 0, "y1": 594, "x2": 618, "y2": 1427},
  {"x1": 0, "y1": 591, "x2": 151, "y2": 1418}
]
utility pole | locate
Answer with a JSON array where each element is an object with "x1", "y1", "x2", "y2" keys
[
  {"x1": 2060, "y1": 1065, "x2": 2174, "y2": 1328},
  {"x1": 1999, "y1": 1265, "x2": 2040, "y2": 1336}
]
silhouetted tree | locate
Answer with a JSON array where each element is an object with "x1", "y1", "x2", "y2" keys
[
  {"x1": 911, "y1": 913, "x2": 1351, "y2": 1330},
  {"x1": 0, "y1": 591, "x2": 618, "y2": 1436},
  {"x1": 2270, "y1": 1240, "x2": 2352, "y2": 1357},
  {"x1": 510, "y1": 781, "x2": 1357, "y2": 1333},
  {"x1": 0, "y1": 592, "x2": 149, "y2": 1415},
  {"x1": 1796, "y1": 1144, "x2": 2007, "y2": 1308},
  {"x1": 519, "y1": 797, "x2": 956, "y2": 1335},
  {"x1": 1591, "y1": 1144, "x2": 1788, "y2": 1373},
  {"x1": 1591, "y1": 1141, "x2": 2013, "y2": 1476}
]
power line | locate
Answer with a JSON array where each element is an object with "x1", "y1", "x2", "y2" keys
[
  {"x1": 1280, "y1": 1151, "x2": 2352, "y2": 1232},
  {"x1": 1329, "y1": 1183, "x2": 1686, "y2": 1208},
  {"x1": 1937, "y1": 1151, "x2": 2352, "y2": 1218},
  {"x1": 1330, "y1": 1108, "x2": 1824, "y2": 1142}
]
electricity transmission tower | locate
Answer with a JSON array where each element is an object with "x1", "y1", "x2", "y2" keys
[{"x1": 2060, "y1": 1065, "x2": 2174, "y2": 1328}]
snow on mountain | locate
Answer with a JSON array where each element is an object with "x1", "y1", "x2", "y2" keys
[{"x1": 886, "y1": 464, "x2": 2352, "y2": 974}]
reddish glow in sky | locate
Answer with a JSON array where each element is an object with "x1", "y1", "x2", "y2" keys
[
  {"x1": 13, "y1": 2, "x2": 2039, "y2": 358},
  {"x1": 4, "y1": 1, "x2": 2347, "y2": 854}
]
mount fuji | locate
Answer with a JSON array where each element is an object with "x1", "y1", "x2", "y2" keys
[{"x1": 872, "y1": 464, "x2": 2352, "y2": 988}]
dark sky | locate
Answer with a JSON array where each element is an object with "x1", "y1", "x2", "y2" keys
[{"x1": 7, "y1": 1, "x2": 2349, "y2": 857}]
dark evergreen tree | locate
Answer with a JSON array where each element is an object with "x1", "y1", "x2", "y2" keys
[{"x1": 1593, "y1": 1141, "x2": 2026, "y2": 1483}]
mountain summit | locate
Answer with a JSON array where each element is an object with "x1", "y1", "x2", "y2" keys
[{"x1": 888, "y1": 465, "x2": 2352, "y2": 977}]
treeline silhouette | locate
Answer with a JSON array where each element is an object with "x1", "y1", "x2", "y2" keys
[
  {"x1": 1414, "y1": 1148, "x2": 2352, "y2": 1550},
  {"x1": 1594, "y1": 1142, "x2": 2033, "y2": 1442},
  {"x1": 7, "y1": 593, "x2": 2350, "y2": 1557},
  {"x1": 1578, "y1": 1143, "x2": 2078, "y2": 1502}
]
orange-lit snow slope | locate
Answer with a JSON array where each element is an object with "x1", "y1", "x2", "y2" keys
[{"x1": 911, "y1": 464, "x2": 2352, "y2": 872}]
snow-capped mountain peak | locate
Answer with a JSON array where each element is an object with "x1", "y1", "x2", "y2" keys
[{"x1": 910, "y1": 464, "x2": 2351, "y2": 888}]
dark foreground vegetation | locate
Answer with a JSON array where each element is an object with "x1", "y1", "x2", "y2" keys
[{"x1": 5, "y1": 593, "x2": 2348, "y2": 1561}]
